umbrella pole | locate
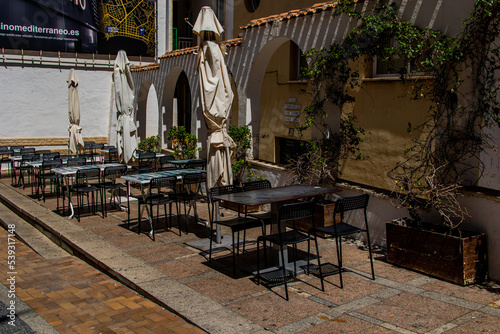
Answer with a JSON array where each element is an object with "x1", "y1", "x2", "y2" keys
[{"x1": 225, "y1": 146, "x2": 231, "y2": 186}]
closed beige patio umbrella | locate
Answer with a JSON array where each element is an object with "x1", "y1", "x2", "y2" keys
[
  {"x1": 194, "y1": 6, "x2": 236, "y2": 188},
  {"x1": 113, "y1": 50, "x2": 138, "y2": 164},
  {"x1": 67, "y1": 69, "x2": 84, "y2": 154}
]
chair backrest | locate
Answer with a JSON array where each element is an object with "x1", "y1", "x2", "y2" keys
[
  {"x1": 208, "y1": 184, "x2": 239, "y2": 203},
  {"x1": 242, "y1": 180, "x2": 271, "y2": 192},
  {"x1": 42, "y1": 152, "x2": 60, "y2": 160},
  {"x1": 103, "y1": 165, "x2": 127, "y2": 180},
  {"x1": 21, "y1": 154, "x2": 39, "y2": 162},
  {"x1": 107, "y1": 147, "x2": 119, "y2": 163},
  {"x1": 10, "y1": 146, "x2": 24, "y2": 156},
  {"x1": 40, "y1": 159, "x2": 62, "y2": 173},
  {"x1": 334, "y1": 194, "x2": 369, "y2": 215},
  {"x1": 67, "y1": 157, "x2": 87, "y2": 166},
  {"x1": 138, "y1": 152, "x2": 156, "y2": 169},
  {"x1": 185, "y1": 159, "x2": 206, "y2": 170},
  {"x1": 20, "y1": 148, "x2": 36, "y2": 155},
  {"x1": 182, "y1": 172, "x2": 206, "y2": 185},
  {"x1": 76, "y1": 167, "x2": 101, "y2": 184},
  {"x1": 150, "y1": 175, "x2": 177, "y2": 193},
  {"x1": 278, "y1": 200, "x2": 316, "y2": 224}
]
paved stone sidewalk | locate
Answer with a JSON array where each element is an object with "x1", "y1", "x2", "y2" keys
[
  {"x1": 0, "y1": 223, "x2": 205, "y2": 333},
  {"x1": 1, "y1": 178, "x2": 500, "y2": 333}
]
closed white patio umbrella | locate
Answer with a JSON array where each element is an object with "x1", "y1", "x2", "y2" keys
[
  {"x1": 113, "y1": 50, "x2": 138, "y2": 163},
  {"x1": 194, "y1": 6, "x2": 235, "y2": 188},
  {"x1": 67, "y1": 69, "x2": 84, "y2": 154}
]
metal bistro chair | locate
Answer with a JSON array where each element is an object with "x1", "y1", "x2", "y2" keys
[
  {"x1": 137, "y1": 175, "x2": 178, "y2": 240},
  {"x1": 98, "y1": 165, "x2": 128, "y2": 216},
  {"x1": 157, "y1": 155, "x2": 177, "y2": 171},
  {"x1": 73, "y1": 167, "x2": 103, "y2": 221},
  {"x1": 242, "y1": 180, "x2": 272, "y2": 227},
  {"x1": 13, "y1": 153, "x2": 39, "y2": 191},
  {"x1": 184, "y1": 159, "x2": 206, "y2": 170},
  {"x1": 0, "y1": 147, "x2": 13, "y2": 177},
  {"x1": 207, "y1": 185, "x2": 264, "y2": 276},
  {"x1": 56, "y1": 157, "x2": 87, "y2": 214},
  {"x1": 132, "y1": 152, "x2": 157, "y2": 173},
  {"x1": 174, "y1": 172, "x2": 207, "y2": 233},
  {"x1": 37, "y1": 159, "x2": 63, "y2": 201},
  {"x1": 308, "y1": 194, "x2": 374, "y2": 290},
  {"x1": 256, "y1": 200, "x2": 318, "y2": 301}
]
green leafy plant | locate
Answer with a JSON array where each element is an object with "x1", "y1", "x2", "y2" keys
[
  {"x1": 228, "y1": 124, "x2": 253, "y2": 186},
  {"x1": 166, "y1": 126, "x2": 201, "y2": 159},
  {"x1": 331, "y1": 0, "x2": 500, "y2": 232},
  {"x1": 138, "y1": 135, "x2": 160, "y2": 153}
]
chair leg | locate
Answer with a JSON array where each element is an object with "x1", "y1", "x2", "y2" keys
[
  {"x1": 209, "y1": 221, "x2": 213, "y2": 261},
  {"x1": 335, "y1": 236, "x2": 344, "y2": 289},
  {"x1": 231, "y1": 231, "x2": 237, "y2": 276},
  {"x1": 366, "y1": 232, "x2": 375, "y2": 280},
  {"x1": 256, "y1": 237, "x2": 261, "y2": 285},
  {"x1": 280, "y1": 243, "x2": 289, "y2": 301},
  {"x1": 312, "y1": 233, "x2": 324, "y2": 291}
]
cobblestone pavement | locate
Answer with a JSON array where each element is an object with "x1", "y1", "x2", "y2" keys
[
  {"x1": 0, "y1": 227, "x2": 205, "y2": 333},
  {"x1": 0, "y1": 176, "x2": 500, "y2": 333}
]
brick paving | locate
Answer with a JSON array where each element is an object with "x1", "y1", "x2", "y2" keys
[
  {"x1": 0, "y1": 227, "x2": 205, "y2": 333},
  {"x1": 1, "y1": 176, "x2": 500, "y2": 333}
]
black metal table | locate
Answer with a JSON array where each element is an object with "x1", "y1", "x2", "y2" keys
[{"x1": 212, "y1": 185, "x2": 341, "y2": 272}]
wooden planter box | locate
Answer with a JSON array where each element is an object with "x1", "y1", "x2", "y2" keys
[
  {"x1": 288, "y1": 200, "x2": 340, "y2": 237},
  {"x1": 386, "y1": 220, "x2": 487, "y2": 285}
]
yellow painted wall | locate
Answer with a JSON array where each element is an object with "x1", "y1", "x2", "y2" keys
[
  {"x1": 339, "y1": 79, "x2": 432, "y2": 191},
  {"x1": 258, "y1": 41, "x2": 309, "y2": 163}
]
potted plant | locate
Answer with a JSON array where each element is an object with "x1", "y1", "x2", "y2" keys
[
  {"x1": 137, "y1": 135, "x2": 160, "y2": 153},
  {"x1": 166, "y1": 126, "x2": 201, "y2": 159}
]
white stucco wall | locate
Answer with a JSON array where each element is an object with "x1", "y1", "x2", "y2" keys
[{"x1": 0, "y1": 66, "x2": 113, "y2": 139}]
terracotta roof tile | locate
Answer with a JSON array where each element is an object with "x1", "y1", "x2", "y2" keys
[
  {"x1": 157, "y1": 37, "x2": 242, "y2": 60},
  {"x1": 240, "y1": 1, "x2": 362, "y2": 30},
  {"x1": 131, "y1": 63, "x2": 159, "y2": 72}
]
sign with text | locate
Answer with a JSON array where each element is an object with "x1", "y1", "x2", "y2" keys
[{"x1": 0, "y1": 0, "x2": 155, "y2": 56}]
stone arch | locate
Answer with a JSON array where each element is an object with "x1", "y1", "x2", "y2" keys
[
  {"x1": 246, "y1": 36, "x2": 304, "y2": 160},
  {"x1": 136, "y1": 79, "x2": 160, "y2": 142},
  {"x1": 161, "y1": 66, "x2": 194, "y2": 149}
]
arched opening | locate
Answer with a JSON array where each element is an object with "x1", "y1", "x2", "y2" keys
[
  {"x1": 174, "y1": 71, "x2": 191, "y2": 133},
  {"x1": 247, "y1": 37, "x2": 311, "y2": 163},
  {"x1": 136, "y1": 79, "x2": 159, "y2": 142}
]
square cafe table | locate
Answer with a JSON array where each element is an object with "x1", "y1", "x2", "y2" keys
[
  {"x1": 121, "y1": 169, "x2": 207, "y2": 237},
  {"x1": 52, "y1": 163, "x2": 127, "y2": 220},
  {"x1": 212, "y1": 184, "x2": 341, "y2": 273}
]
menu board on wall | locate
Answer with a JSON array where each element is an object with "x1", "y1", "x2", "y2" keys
[{"x1": 0, "y1": 0, "x2": 156, "y2": 56}]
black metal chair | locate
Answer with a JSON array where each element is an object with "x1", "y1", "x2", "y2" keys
[
  {"x1": 137, "y1": 176, "x2": 178, "y2": 240},
  {"x1": 0, "y1": 147, "x2": 13, "y2": 177},
  {"x1": 174, "y1": 172, "x2": 207, "y2": 233},
  {"x1": 308, "y1": 194, "x2": 374, "y2": 290},
  {"x1": 37, "y1": 159, "x2": 62, "y2": 201},
  {"x1": 242, "y1": 180, "x2": 272, "y2": 226},
  {"x1": 98, "y1": 165, "x2": 128, "y2": 216},
  {"x1": 13, "y1": 154, "x2": 39, "y2": 190},
  {"x1": 132, "y1": 152, "x2": 157, "y2": 173},
  {"x1": 207, "y1": 185, "x2": 264, "y2": 276},
  {"x1": 66, "y1": 157, "x2": 87, "y2": 166},
  {"x1": 256, "y1": 200, "x2": 317, "y2": 300},
  {"x1": 184, "y1": 159, "x2": 206, "y2": 170},
  {"x1": 73, "y1": 168, "x2": 103, "y2": 221},
  {"x1": 157, "y1": 155, "x2": 177, "y2": 171},
  {"x1": 42, "y1": 152, "x2": 60, "y2": 160},
  {"x1": 105, "y1": 146, "x2": 119, "y2": 163}
]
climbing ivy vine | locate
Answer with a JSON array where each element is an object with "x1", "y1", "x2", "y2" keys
[{"x1": 295, "y1": 0, "x2": 499, "y2": 230}]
